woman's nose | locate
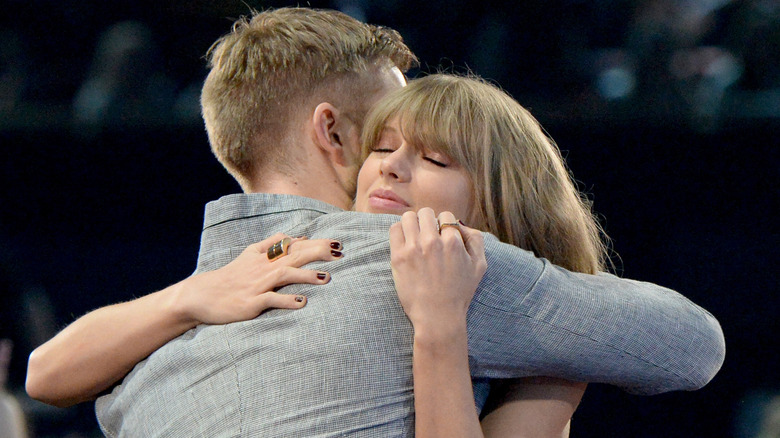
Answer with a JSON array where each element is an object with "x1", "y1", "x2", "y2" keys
[{"x1": 379, "y1": 150, "x2": 409, "y2": 182}]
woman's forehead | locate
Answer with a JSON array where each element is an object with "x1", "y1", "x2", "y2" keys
[{"x1": 379, "y1": 119, "x2": 425, "y2": 150}]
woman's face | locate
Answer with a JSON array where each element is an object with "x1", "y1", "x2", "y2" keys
[{"x1": 354, "y1": 118, "x2": 475, "y2": 222}]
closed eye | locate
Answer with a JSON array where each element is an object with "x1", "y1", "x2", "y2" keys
[
  {"x1": 371, "y1": 148, "x2": 394, "y2": 154},
  {"x1": 424, "y1": 156, "x2": 447, "y2": 167}
]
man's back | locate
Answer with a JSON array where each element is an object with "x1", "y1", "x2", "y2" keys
[
  {"x1": 97, "y1": 195, "x2": 419, "y2": 437},
  {"x1": 96, "y1": 193, "x2": 724, "y2": 436}
]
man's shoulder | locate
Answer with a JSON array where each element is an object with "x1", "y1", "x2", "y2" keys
[
  {"x1": 203, "y1": 193, "x2": 342, "y2": 227},
  {"x1": 203, "y1": 193, "x2": 401, "y2": 227},
  {"x1": 480, "y1": 233, "x2": 538, "y2": 263},
  {"x1": 308, "y1": 210, "x2": 400, "y2": 230},
  {"x1": 477, "y1": 234, "x2": 545, "y2": 296},
  {"x1": 198, "y1": 194, "x2": 402, "y2": 256}
]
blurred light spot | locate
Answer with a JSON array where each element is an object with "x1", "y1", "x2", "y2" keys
[{"x1": 597, "y1": 67, "x2": 636, "y2": 100}]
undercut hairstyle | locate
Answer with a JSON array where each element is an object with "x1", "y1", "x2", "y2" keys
[
  {"x1": 201, "y1": 7, "x2": 417, "y2": 188},
  {"x1": 362, "y1": 74, "x2": 610, "y2": 274}
]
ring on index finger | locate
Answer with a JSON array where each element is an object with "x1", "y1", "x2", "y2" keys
[{"x1": 267, "y1": 237, "x2": 292, "y2": 262}]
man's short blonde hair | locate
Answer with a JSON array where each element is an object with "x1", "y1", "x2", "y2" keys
[{"x1": 201, "y1": 7, "x2": 416, "y2": 188}]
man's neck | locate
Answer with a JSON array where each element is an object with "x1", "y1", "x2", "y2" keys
[
  {"x1": 246, "y1": 173, "x2": 353, "y2": 211},
  {"x1": 243, "y1": 129, "x2": 356, "y2": 210}
]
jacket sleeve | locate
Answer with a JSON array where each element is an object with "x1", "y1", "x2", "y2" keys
[{"x1": 466, "y1": 234, "x2": 725, "y2": 395}]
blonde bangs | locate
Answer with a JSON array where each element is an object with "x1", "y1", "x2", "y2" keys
[{"x1": 361, "y1": 76, "x2": 479, "y2": 171}]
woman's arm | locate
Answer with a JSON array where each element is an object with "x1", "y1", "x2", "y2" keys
[
  {"x1": 26, "y1": 234, "x2": 341, "y2": 407},
  {"x1": 480, "y1": 378, "x2": 587, "y2": 438},
  {"x1": 413, "y1": 318, "x2": 481, "y2": 437},
  {"x1": 390, "y1": 209, "x2": 486, "y2": 438},
  {"x1": 392, "y1": 209, "x2": 586, "y2": 438}
]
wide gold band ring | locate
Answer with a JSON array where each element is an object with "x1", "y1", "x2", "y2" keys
[
  {"x1": 267, "y1": 237, "x2": 292, "y2": 262},
  {"x1": 438, "y1": 221, "x2": 460, "y2": 234}
]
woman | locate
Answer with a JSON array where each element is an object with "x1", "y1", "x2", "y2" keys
[
  {"x1": 28, "y1": 74, "x2": 605, "y2": 436},
  {"x1": 353, "y1": 73, "x2": 606, "y2": 437}
]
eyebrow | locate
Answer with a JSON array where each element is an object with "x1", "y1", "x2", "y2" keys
[{"x1": 380, "y1": 124, "x2": 431, "y2": 154}]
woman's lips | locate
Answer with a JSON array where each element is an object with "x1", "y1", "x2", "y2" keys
[{"x1": 368, "y1": 189, "x2": 409, "y2": 211}]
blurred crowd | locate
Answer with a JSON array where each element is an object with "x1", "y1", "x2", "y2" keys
[{"x1": 0, "y1": 0, "x2": 778, "y2": 133}]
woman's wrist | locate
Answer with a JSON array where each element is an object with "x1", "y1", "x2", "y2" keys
[
  {"x1": 159, "y1": 277, "x2": 202, "y2": 330},
  {"x1": 412, "y1": 316, "x2": 469, "y2": 352}
]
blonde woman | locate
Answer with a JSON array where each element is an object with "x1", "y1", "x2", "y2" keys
[{"x1": 354, "y1": 73, "x2": 601, "y2": 436}]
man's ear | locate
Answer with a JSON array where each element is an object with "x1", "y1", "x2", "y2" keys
[{"x1": 312, "y1": 102, "x2": 351, "y2": 166}]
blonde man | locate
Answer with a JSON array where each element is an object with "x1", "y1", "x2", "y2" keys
[{"x1": 27, "y1": 8, "x2": 724, "y2": 437}]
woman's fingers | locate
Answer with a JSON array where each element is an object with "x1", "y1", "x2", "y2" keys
[
  {"x1": 436, "y1": 211, "x2": 465, "y2": 244},
  {"x1": 244, "y1": 234, "x2": 342, "y2": 267},
  {"x1": 389, "y1": 222, "x2": 405, "y2": 250},
  {"x1": 247, "y1": 232, "x2": 294, "y2": 258},
  {"x1": 400, "y1": 210, "x2": 422, "y2": 243},
  {"x1": 417, "y1": 208, "x2": 440, "y2": 238},
  {"x1": 462, "y1": 228, "x2": 485, "y2": 262},
  {"x1": 391, "y1": 209, "x2": 487, "y2": 330},
  {"x1": 250, "y1": 267, "x2": 332, "y2": 312},
  {"x1": 271, "y1": 266, "x2": 331, "y2": 288},
  {"x1": 280, "y1": 238, "x2": 343, "y2": 267},
  {"x1": 253, "y1": 291, "x2": 308, "y2": 311},
  {"x1": 437, "y1": 211, "x2": 485, "y2": 263}
]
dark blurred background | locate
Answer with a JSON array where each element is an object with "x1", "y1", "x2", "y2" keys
[{"x1": 0, "y1": 0, "x2": 777, "y2": 436}]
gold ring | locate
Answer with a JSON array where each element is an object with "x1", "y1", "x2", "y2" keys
[
  {"x1": 267, "y1": 237, "x2": 292, "y2": 261},
  {"x1": 438, "y1": 222, "x2": 460, "y2": 234}
]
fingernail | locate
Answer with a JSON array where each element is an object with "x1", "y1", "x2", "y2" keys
[
  {"x1": 317, "y1": 272, "x2": 327, "y2": 280},
  {"x1": 458, "y1": 219, "x2": 466, "y2": 226},
  {"x1": 331, "y1": 250, "x2": 342, "y2": 257},
  {"x1": 295, "y1": 296, "x2": 305, "y2": 303},
  {"x1": 330, "y1": 241, "x2": 342, "y2": 250}
]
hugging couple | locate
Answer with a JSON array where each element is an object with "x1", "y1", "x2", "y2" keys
[{"x1": 27, "y1": 7, "x2": 724, "y2": 437}]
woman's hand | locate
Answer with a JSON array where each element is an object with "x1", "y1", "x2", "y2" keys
[
  {"x1": 390, "y1": 207, "x2": 487, "y2": 438},
  {"x1": 390, "y1": 208, "x2": 487, "y2": 335},
  {"x1": 173, "y1": 233, "x2": 344, "y2": 326},
  {"x1": 26, "y1": 233, "x2": 343, "y2": 407}
]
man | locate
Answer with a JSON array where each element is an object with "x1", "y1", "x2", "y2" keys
[{"x1": 26, "y1": 8, "x2": 725, "y2": 436}]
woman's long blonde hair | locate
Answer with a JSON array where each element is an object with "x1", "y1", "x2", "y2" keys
[{"x1": 362, "y1": 74, "x2": 610, "y2": 274}]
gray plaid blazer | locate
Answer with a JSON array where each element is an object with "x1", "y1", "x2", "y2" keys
[{"x1": 96, "y1": 194, "x2": 724, "y2": 437}]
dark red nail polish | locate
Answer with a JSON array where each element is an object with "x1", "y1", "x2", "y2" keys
[
  {"x1": 330, "y1": 241, "x2": 342, "y2": 250},
  {"x1": 295, "y1": 296, "x2": 305, "y2": 302},
  {"x1": 317, "y1": 272, "x2": 327, "y2": 280},
  {"x1": 331, "y1": 250, "x2": 342, "y2": 257}
]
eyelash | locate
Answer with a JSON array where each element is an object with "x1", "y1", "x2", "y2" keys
[
  {"x1": 371, "y1": 147, "x2": 448, "y2": 168},
  {"x1": 424, "y1": 157, "x2": 447, "y2": 167}
]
